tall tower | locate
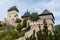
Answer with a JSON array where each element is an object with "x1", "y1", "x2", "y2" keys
[
  {"x1": 39, "y1": 9, "x2": 55, "y2": 31},
  {"x1": 6, "y1": 6, "x2": 19, "y2": 26}
]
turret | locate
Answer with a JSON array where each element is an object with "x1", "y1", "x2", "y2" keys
[{"x1": 7, "y1": 6, "x2": 19, "y2": 26}]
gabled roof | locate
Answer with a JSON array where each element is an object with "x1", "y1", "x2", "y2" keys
[
  {"x1": 22, "y1": 10, "x2": 30, "y2": 18},
  {"x1": 8, "y1": 6, "x2": 19, "y2": 12}
]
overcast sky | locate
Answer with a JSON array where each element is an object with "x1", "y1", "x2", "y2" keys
[{"x1": 0, "y1": 0, "x2": 60, "y2": 25}]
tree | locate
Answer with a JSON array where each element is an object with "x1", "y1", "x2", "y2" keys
[
  {"x1": 0, "y1": 24, "x2": 3, "y2": 30},
  {"x1": 49, "y1": 31, "x2": 54, "y2": 40},
  {"x1": 37, "y1": 25, "x2": 43, "y2": 40},
  {"x1": 22, "y1": 18, "x2": 27, "y2": 27},
  {"x1": 26, "y1": 30, "x2": 36, "y2": 40},
  {"x1": 16, "y1": 24, "x2": 22, "y2": 32},
  {"x1": 0, "y1": 23, "x2": 6, "y2": 30},
  {"x1": 29, "y1": 12, "x2": 39, "y2": 21},
  {"x1": 25, "y1": 37, "x2": 29, "y2": 40},
  {"x1": 43, "y1": 19, "x2": 49, "y2": 40},
  {"x1": 2, "y1": 35, "x2": 14, "y2": 40},
  {"x1": 53, "y1": 27, "x2": 60, "y2": 40},
  {"x1": 16, "y1": 18, "x2": 21, "y2": 23},
  {"x1": 32, "y1": 30, "x2": 36, "y2": 40}
]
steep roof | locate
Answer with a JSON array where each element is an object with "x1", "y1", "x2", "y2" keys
[
  {"x1": 41, "y1": 9, "x2": 50, "y2": 14},
  {"x1": 8, "y1": 6, "x2": 19, "y2": 12},
  {"x1": 22, "y1": 10, "x2": 30, "y2": 18},
  {"x1": 39, "y1": 9, "x2": 55, "y2": 20}
]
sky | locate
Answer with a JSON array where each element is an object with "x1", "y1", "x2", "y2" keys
[{"x1": 0, "y1": 0, "x2": 60, "y2": 25}]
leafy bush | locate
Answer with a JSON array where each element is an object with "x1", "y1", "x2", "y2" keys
[
  {"x1": 16, "y1": 18, "x2": 21, "y2": 23},
  {"x1": 2, "y1": 35, "x2": 14, "y2": 40},
  {"x1": 0, "y1": 32, "x2": 6, "y2": 40},
  {"x1": 16, "y1": 24, "x2": 23, "y2": 32},
  {"x1": 0, "y1": 21, "x2": 31, "y2": 40},
  {"x1": 22, "y1": 18, "x2": 27, "y2": 27},
  {"x1": 29, "y1": 12, "x2": 39, "y2": 21}
]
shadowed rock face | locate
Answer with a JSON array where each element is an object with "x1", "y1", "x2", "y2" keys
[{"x1": 8, "y1": 6, "x2": 19, "y2": 12}]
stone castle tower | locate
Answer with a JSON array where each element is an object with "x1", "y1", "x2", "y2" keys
[
  {"x1": 38, "y1": 9, "x2": 55, "y2": 31},
  {"x1": 6, "y1": 6, "x2": 19, "y2": 26}
]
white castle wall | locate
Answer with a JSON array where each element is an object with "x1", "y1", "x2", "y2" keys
[{"x1": 6, "y1": 10, "x2": 18, "y2": 26}]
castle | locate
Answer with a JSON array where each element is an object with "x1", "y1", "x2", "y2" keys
[
  {"x1": 6, "y1": 6, "x2": 19, "y2": 26},
  {"x1": 0, "y1": 6, "x2": 55, "y2": 32},
  {"x1": 21, "y1": 8, "x2": 55, "y2": 32}
]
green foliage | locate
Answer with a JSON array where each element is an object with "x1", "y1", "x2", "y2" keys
[
  {"x1": 43, "y1": 19, "x2": 49, "y2": 40},
  {"x1": 16, "y1": 18, "x2": 21, "y2": 23},
  {"x1": 26, "y1": 30, "x2": 36, "y2": 40},
  {"x1": 29, "y1": 12, "x2": 39, "y2": 21},
  {"x1": 0, "y1": 24, "x2": 31, "y2": 40},
  {"x1": 55, "y1": 24, "x2": 60, "y2": 27},
  {"x1": 48, "y1": 31, "x2": 54, "y2": 40},
  {"x1": 0, "y1": 23, "x2": 6, "y2": 30},
  {"x1": 7, "y1": 31, "x2": 19, "y2": 39},
  {"x1": 55, "y1": 24, "x2": 60, "y2": 30},
  {"x1": 32, "y1": 30, "x2": 36, "y2": 40},
  {"x1": 0, "y1": 32, "x2": 6, "y2": 40},
  {"x1": 22, "y1": 18, "x2": 27, "y2": 27},
  {"x1": 37, "y1": 28, "x2": 43, "y2": 40},
  {"x1": 0, "y1": 31, "x2": 14, "y2": 40},
  {"x1": 18, "y1": 27, "x2": 30, "y2": 38},
  {"x1": 1, "y1": 35, "x2": 14, "y2": 40},
  {"x1": 16, "y1": 24, "x2": 23, "y2": 32}
]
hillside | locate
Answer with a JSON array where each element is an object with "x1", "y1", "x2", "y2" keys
[{"x1": 55, "y1": 24, "x2": 60, "y2": 30}]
